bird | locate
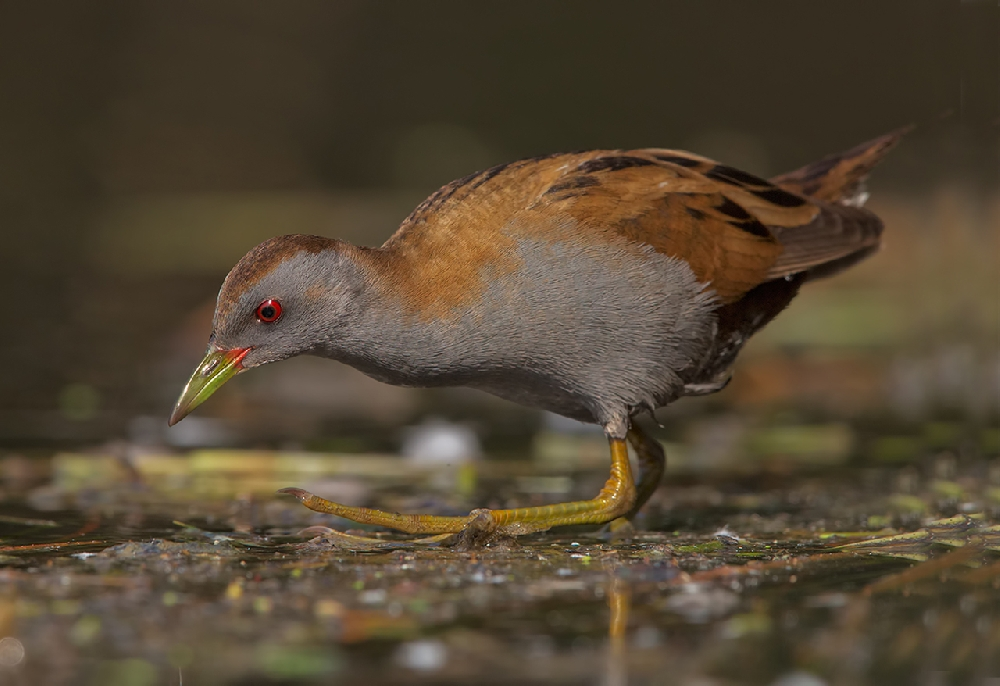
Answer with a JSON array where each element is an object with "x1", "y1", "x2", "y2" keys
[{"x1": 169, "y1": 128, "x2": 907, "y2": 537}]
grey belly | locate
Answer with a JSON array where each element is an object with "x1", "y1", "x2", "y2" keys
[{"x1": 446, "y1": 238, "x2": 720, "y2": 425}]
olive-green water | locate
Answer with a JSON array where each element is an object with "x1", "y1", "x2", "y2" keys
[{"x1": 0, "y1": 422, "x2": 997, "y2": 686}]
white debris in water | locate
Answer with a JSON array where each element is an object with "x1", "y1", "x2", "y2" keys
[
  {"x1": 769, "y1": 671, "x2": 828, "y2": 686},
  {"x1": 395, "y1": 639, "x2": 447, "y2": 671},
  {"x1": 714, "y1": 526, "x2": 741, "y2": 545},
  {"x1": 357, "y1": 589, "x2": 386, "y2": 605},
  {"x1": 401, "y1": 418, "x2": 481, "y2": 464}
]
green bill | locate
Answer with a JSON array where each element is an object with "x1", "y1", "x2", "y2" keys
[{"x1": 168, "y1": 347, "x2": 250, "y2": 426}]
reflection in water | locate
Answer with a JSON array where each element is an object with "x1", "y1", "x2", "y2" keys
[{"x1": 605, "y1": 575, "x2": 630, "y2": 686}]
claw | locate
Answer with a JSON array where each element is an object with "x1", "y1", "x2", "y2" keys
[{"x1": 277, "y1": 487, "x2": 310, "y2": 501}]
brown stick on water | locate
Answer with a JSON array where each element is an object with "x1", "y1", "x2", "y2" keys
[{"x1": 864, "y1": 546, "x2": 983, "y2": 595}]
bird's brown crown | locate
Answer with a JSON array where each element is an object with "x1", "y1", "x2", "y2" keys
[{"x1": 216, "y1": 234, "x2": 337, "y2": 320}]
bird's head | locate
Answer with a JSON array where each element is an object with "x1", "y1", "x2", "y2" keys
[{"x1": 169, "y1": 234, "x2": 366, "y2": 426}]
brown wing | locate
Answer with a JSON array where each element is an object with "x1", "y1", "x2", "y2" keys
[
  {"x1": 379, "y1": 155, "x2": 569, "y2": 317},
  {"x1": 515, "y1": 149, "x2": 820, "y2": 302},
  {"x1": 381, "y1": 135, "x2": 902, "y2": 313}
]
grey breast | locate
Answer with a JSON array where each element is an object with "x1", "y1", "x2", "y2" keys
[{"x1": 363, "y1": 235, "x2": 720, "y2": 426}]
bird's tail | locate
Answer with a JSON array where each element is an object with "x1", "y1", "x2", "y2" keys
[
  {"x1": 763, "y1": 126, "x2": 911, "y2": 282},
  {"x1": 770, "y1": 125, "x2": 912, "y2": 206}
]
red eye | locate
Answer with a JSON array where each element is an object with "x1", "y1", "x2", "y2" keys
[{"x1": 255, "y1": 299, "x2": 282, "y2": 323}]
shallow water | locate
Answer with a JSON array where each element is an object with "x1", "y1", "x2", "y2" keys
[{"x1": 0, "y1": 424, "x2": 997, "y2": 686}]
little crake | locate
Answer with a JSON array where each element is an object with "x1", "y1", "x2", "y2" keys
[{"x1": 170, "y1": 129, "x2": 907, "y2": 536}]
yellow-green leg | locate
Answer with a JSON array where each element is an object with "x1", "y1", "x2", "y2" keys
[
  {"x1": 624, "y1": 424, "x2": 666, "y2": 520},
  {"x1": 606, "y1": 423, "x2": 666, "y2": 535},
  {"x1": 279, "y1": 434, "x2": 637, "y2": 536}
]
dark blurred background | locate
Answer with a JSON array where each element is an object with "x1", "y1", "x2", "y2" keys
[{"x1": 0, "y1": 1, "x2": 996, "y2": 452}]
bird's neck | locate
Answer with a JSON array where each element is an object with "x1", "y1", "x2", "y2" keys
[{"x1": 315, "y1": 246, "x2": 473, "y2": 387}]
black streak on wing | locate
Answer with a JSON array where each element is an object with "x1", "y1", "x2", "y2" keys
[
  {"x1": 467, "y1": 160, "x2": 515, "y2": 191},
  {"x1": 545, "y1": 175, "x2": 600, "y2": 196},
  {"x1": 706, "y1": 164, "x2": 771, "y2": 188},
  {"x1": 651, "y1": 154, "x2": 701, "y2": 168},
  {"x1": 749, "y1": 187, "x2": 809, "y2": 208},
  {"x1": 715, "y1": 197, "x2": 753, "y2": 220},
  {"x1": 716, "y1": 197, "x2": 772, "y2": 239},
  {"x1": 577, "y1": 155, "x2": 658, "y2": 174}
]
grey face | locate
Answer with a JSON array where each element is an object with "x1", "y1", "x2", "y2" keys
[
  {"x1": 211, "y1": 251, "x2": 363, "y2": 369},
  {"x1": 169, "y1": 246, "x2": 368, "y2": 426}
]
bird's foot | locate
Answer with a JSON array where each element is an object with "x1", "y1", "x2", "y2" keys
[
  {"x1": 279, "y1": 436, "x2": 636, "y2": 541},
  {"x1": 602, "y1": 517, "x2": 636, "y2": 542},
  {"x1": 278, "y1": 487, "x2": 474, "y2": 535},
  {"x1": 438, "y1": 509, "x2": 522, "y2": 551}
]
